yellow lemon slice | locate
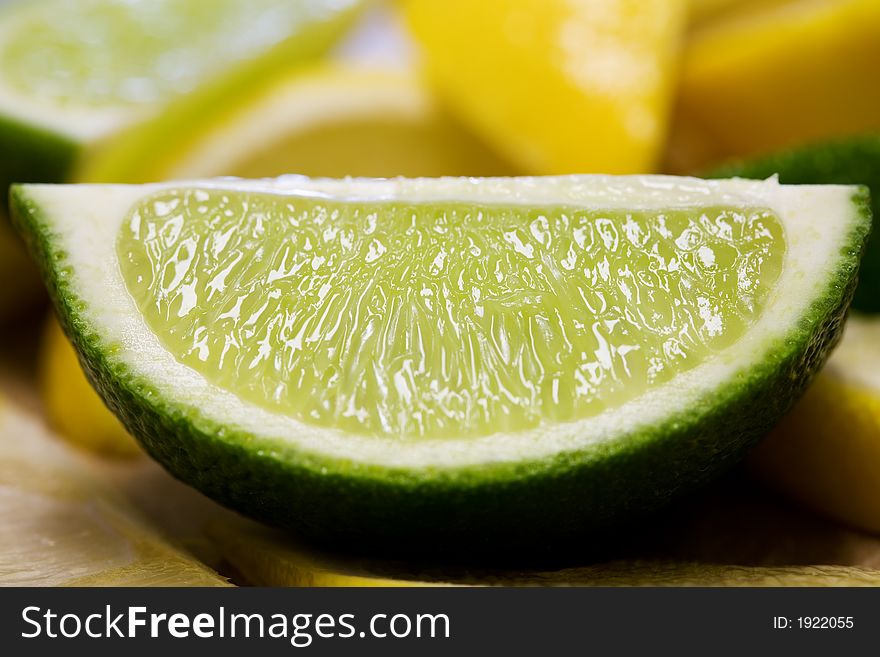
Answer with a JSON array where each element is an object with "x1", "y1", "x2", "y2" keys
[
  {"x1": 750, "y1": 316, "x2": 880, "y2": 534},
  {"x1": 668, "y1": 0, "x2": 880, "y2": 171},
  {"x1": 402, "y1": 0, "x2": 685, "y2": 174}
]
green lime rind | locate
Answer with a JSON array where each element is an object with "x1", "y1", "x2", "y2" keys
[
  {"x1": 9, "y1": 182, "x2": 871, "y2": 560},
  {"x1": 0, "y1": 112, "x2": 77, "y2": 192},
  {"x1": 709, "y1": 134, "x2": 880, "y2": 313}
]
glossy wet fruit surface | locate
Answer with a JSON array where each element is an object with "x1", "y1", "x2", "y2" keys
[
  {"x1": 10, "y1": 175, "x2": 868, "y2": 555},
  {"x1": 120, "y1": 189, "x2": 784, "y2": 439}
]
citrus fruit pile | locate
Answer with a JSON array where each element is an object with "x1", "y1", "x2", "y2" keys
[{"x1": 1, "y1": 0, "x2": 880, "y2": 585}]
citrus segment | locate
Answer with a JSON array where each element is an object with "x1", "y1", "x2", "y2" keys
[
  {"x1": 1, "y1": 0, "x2": 351, "y2": 109},
  {"x1": 119, "y1": 190, "x2": 784, "y2": 438},
  {"x1": 10, "y1": 175, "x2": 869, "y2": 553},
  {"x1": 0, "y1": 0, "x2": 362, "y2": 140},
  {"x1": 0, "y1": 0, "x2": 362, "y2": 193}
]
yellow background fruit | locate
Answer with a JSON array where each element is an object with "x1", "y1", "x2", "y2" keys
[
  {"x1": 750, "y1": 316, "x2": 880, "y2": 534},
  {"x1": 668, "y1": 0, "x2": 880, "y2": 171},
  {"x1": 82, "y1": 65, "x2": 513, "y2": 182},
  {"x1": 403, "y1": 0, "x2": 686, "y2": 174},
  {"x1": 40, "y1": 317, "x2": 139, "y2": 458}
]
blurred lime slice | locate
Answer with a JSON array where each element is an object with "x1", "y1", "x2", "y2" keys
[
  {"x1": 0, "y1": 0, "x2": 363, "y2": 190},
  {"x1": 0, "y1": 394, "x2": 229, "y2": 586},
  {"x1": 80, "y1": 64, "x2": 514, "y2": 181}
]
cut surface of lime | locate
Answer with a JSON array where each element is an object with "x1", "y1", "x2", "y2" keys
[
  {"x1": 119, "y1": 191, "x2": 784, "y2": 439},
  {"x1": 1, "y1": 0, "x2": 345, "y2": 109},
  {"x1": 0, "y1": 0, "x2": 360, "y2": 139},
  {"x1": 0, "y1": 393, "x2": 229, "y2": 586},
  {"x1": 710, "y1": 133, "x2": 880, "y2": 313},
  {"x1": 11, "y1": 175, "x2": 869, "y2": 554}
]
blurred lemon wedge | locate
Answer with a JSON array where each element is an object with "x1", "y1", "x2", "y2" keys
[
  {"x1": 668, "y1": 0, "x2": 880, "y2": 171},
  {"x1": 0, "y1": 394, "x2": 228, "y2": 586},
  {"x1": 750, "y1": 316, "x2": 880, "y2": 534},
  {"x1": 402, "y1": 0, "x2": 685, "y2": 174},
  {"x1": 40, "y1": 317, "x2": 139, "y2": 458}
]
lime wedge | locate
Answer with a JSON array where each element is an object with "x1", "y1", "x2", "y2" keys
[
  {"x1": 0, "y1": 393, "x2": 228, "y2": 586},
  {"x1": 10, "y1": 175, "x2": 869, "y2": 554},
  {"x1": 80, "y1": 65, "x2": 514, "y2": 182},
  {"x1": 0, "y1": 0, "x2": 362, "y2": 190}
]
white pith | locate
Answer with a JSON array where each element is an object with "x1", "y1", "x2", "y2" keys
[{"x1": 24, "y1": 175, "x2": 861, "y2": 469}]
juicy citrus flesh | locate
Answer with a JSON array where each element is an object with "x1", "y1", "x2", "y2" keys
[
  {"x1": 117, "y1": 189, "x2": 784, "y2": 439},
  {"x1": 0, "y1": 0, "x2": 351, "y2": 108}
]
